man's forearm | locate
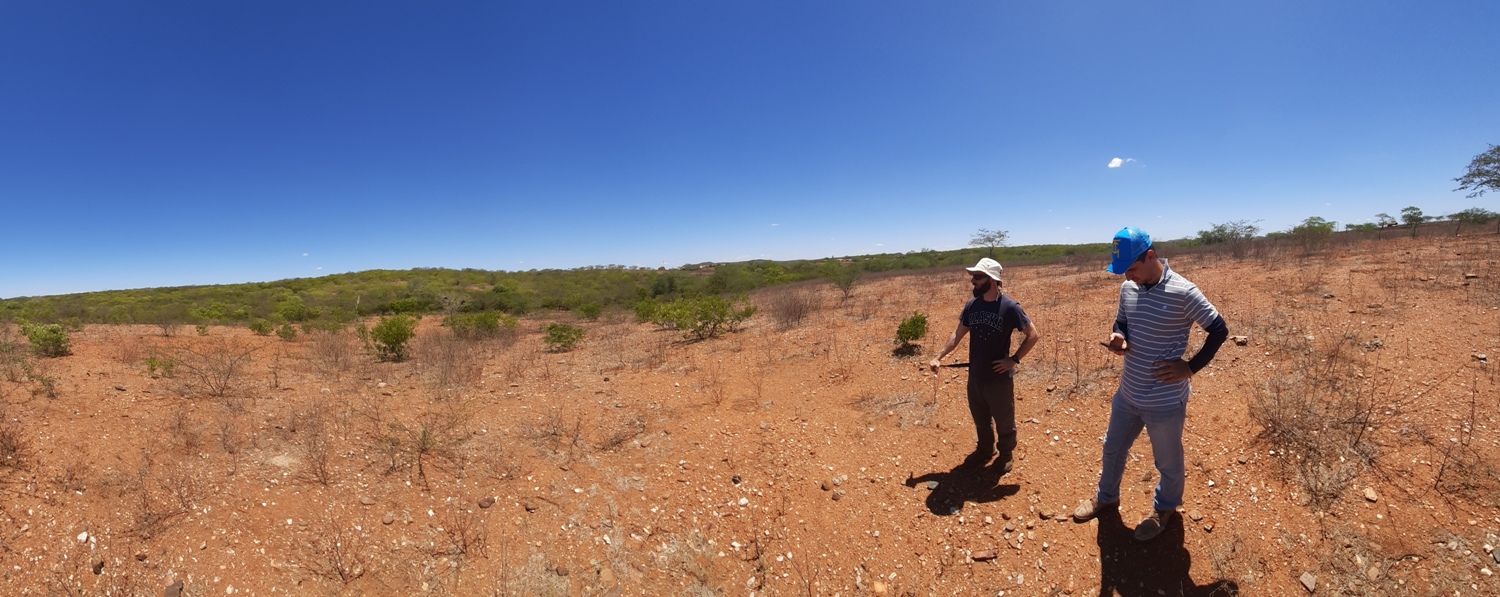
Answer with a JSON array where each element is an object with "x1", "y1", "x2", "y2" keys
[{"x1": 1187, "y1": 316, "x2": 1229, "y2": 373}]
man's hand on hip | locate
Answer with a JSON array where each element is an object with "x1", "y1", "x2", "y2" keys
[
  {"x1": 991, "y1": 358, "x2": 1017, "y2": 375},
  {"x1": 1151, "y1": 359, "x2": 1192, "y2": 383}
]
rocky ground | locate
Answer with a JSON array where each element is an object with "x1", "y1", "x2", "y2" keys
[{"x1": 1, "y1": 233, "x2": 1498, "y2": 596}]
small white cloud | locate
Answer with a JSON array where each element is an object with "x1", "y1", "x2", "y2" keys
[
  {"x1": 301, "y1": 252, "x2": 309, "y2": 257},
  {"x1": 1107, "y1": 157, "x2": 1136, "y2": 169},
  {"x1": 770, "y1": 223, "x2": 780, "y2": 227},
  {"x1": 315, "y1": 267, "x2": 322, "y2": 271},
  {"x1": 875, "y1": 243, "x2": 884, "y2": 247}
]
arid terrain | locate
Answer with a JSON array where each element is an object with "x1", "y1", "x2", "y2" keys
[{"x1": 2, "y1": 233, "x2": 1498, "y2": 596}]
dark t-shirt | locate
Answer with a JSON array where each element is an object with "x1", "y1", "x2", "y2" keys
[{"x1": 960, "y1": 294, "x2": 1031, "y2": 381}]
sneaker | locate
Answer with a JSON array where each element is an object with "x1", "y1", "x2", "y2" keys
[
  {"x1": 1133, "y1": 509, "x2": 1176, "y2": 541},
  {"x1": 1071, "y1": 497, "x2": 1119, "y2": 522},
  {"x1": 991, "y1": 459, "x2": 1013, "y2": 475}
]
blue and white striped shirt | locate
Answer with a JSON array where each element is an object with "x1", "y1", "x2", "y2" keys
[{"x1": 1115, "y1": 261, "x2": 1220, "y2": 410}]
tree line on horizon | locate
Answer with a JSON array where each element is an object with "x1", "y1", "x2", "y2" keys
[{"x1": 3, "y1": 145, "x2": 1495, "y2": 330}]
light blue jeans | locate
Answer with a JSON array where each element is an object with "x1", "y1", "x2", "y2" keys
[{"x1": 1095, "y1": 391, "x2": 1187, "y2": 512}]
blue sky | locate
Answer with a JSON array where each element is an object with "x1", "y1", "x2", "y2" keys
[{"x1": 3, "y1": 1, "x2": 1497, "y2": 298}]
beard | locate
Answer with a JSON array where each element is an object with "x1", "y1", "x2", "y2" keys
[{"x1": 972, "y1": 278, "x2": 993, "y2": 297}]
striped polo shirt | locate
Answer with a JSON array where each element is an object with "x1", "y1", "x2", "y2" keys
[{"x1": 1115, "y1": 260, "x2": 1221, "y2": 409}]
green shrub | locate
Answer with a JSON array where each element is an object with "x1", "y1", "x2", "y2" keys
[
  {"x1": 276, "y1": 324, "x2": 298, "y2": 342},
  {"x1": 634, "y1": 299, "x2": 662, "y2": 324},
  {"x1": 650, "y1": 295, "x2": 756, "y2": 340},
  {"x1": 195, "y1": 324, "x2": 210, "y2": 336},
  {"x1": 895, "y1": 312, "x2": 928, "y2": 351},
  {"x1": 248, "y1": 320, "x2": 274, "y2": 336},
  {"x1": 577, "y1": 303, "x2": 603, "y2": 321},
  {"x1": 20, "y1": 322, "x2": 70, "y2": 358},
  {"x1": 146, "y1": 356, "x2": 176, "y2": 377},
  {"x1": 371, "y1": 315, "x2": 419, "y2": 361},
  {"x1": 542, "y1": 323, "x2": 585, "y2": 353},
  {"x1": 443, "y1": 311, "x2": 516, "y2": 339}
]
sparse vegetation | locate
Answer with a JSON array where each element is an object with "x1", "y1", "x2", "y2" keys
[
  {"x1": 542, "y1": 322, "x2": 585, "y2": 352},
  {"x1": 893, "y1": 311, "x2": 928, "y2": 355},
  {"x1": 20, "y1": 321, "x2": 70, "y2": 357},
  {"x1": 370, "y1": 314, "x2": 419, "y2": 361}
]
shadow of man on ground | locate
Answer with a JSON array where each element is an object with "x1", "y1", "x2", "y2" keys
[
  {"x1": 905, "y1": 464, "x2": 1019, "y2": 516},
  {"x1": 1091, "y1": 509, "x2": 1238, "y2": 596}
]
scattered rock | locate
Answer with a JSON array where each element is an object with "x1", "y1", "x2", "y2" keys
[
  {"x1": 555, "y1": 565, "x2": 569, "y2": 577},
  {"x1": 732, "y1": 475, "x2": 741, "y2": 485},
  {"x1": 91, "y1": 557, "x2": 104, "y2": 575},
  {"x1": 1365, "y1": 565, "x2": 1382, "y2": 581},
  {"x1": 377, "y1": 382, "x2": 387, "y2": 388},
  {"x1": 113, "y1": 385, "x2": 127, "y2": 392},
  {"x1": 1322, "y1": 292, "x2": 1335, "y2": 299},
  {"x1": 1230, "y1": 336, "x2": 1249, "y2": 346},
  {"x1": 1038, "y1": 509, "x2": 1052, "y2": 520},
  {"x1": 1299, "y1": 572, "x2": 1316, "y2": 593},
  {"x1": 359, "y1": 496, "x2": 376, "y2": 506},
  {"x1": 971, "y1": 550, "x2": 997, "y2": 561},
  {"x1": 165, "y1": 580, "x2": 185, "y2": 597},
  {"x1": 925, "y1": 480, "x2": 939, "y2": 490},
  {"x1": 1203, "y1": 523, "x2": 1214, "y2": 532},
  {"x1": 821, "y1": 480, "x2": 833, "y2": 491},
  {"x1": 1362, "y1": 487, "x2": 1378, "y2": 502},
  {"x1": 1464, "y1": 273, "x2": 1480, "y2": 279},
  {"x1": 871, "y1": 580, "x2": 888, "y2": 595},
  {"x1": 479, "y1": 497, "x2": 496, "y2": 509},
  {"x1": 1475, "y1": 353, "x2": 1488, "y2": 364},
  {"x1": 382, "y1": 512, "x2": 396, "y2": 525},
  {"x1": 1188, "y1": 510, "x2": 1204, "y2": 522},
  {"x1": 134, "y1": 552, "x2": 148, "y2": 562},
  {"x1": 831, "y1": 490, "x2": 845, "y2": 501},
  {"x1": 523, "y1": 500, "x2": 539, "y2": 513}
]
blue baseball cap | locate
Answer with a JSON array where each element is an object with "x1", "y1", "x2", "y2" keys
[{"x1": 1107, "y1": 227, "x2": 1152, "y2": 274}]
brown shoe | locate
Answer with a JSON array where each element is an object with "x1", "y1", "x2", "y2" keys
[
  {"x1": 1071, "y1": 497, "x2": 1119, "y2": 522},
  {"x1": 1133, "y1": 509, "x2": 1176, "y2": 541}
]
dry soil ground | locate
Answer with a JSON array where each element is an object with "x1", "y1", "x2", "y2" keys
[{"x1": 1, "y1": 234, "x2": 1499, "y2": 596}]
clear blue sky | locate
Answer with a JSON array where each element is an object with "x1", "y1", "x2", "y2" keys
[{"x1": 3, "y1": 1, "x2": 1497, "y2": 298}]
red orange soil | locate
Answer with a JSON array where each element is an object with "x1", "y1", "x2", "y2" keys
[{"x1": 2, "y1": 234, "x2": 1498, "y2": 595}]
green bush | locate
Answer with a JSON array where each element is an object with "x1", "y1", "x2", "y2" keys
[
  {"x1": 145, "y1": 356, "x2": 175, "y2": 377},
  {"x1": 276, "y1": 323, "x2": 298, "y2": 341},
  {"x1": 895, "y1": 312, "x2": 928, "y2": 350},
  {"x1": 248, "y1": 320, "x2": 274, "y2": 336},
  {"x1": 542, "y1": 323, "x2": 585, "y2": 353},
  {"x1": 195, "y1": 324, "x2": 210, "y2": 336},
  {"x1": 650, "y1": 295, "x2": 756, "y2": 340},
  {"x1": 371, "y1": 315, "x2": 419, "y2": 361},
  {"x1": 634, "y1": 298, "x2": 662, "y2": 324},
  {"x1": 577, "y1": 303, "x2": 603, "y2": 321},
  {"x1": 20, "y1": 322, "x2": 71, "y2": 357},
  {"x1": 443, "y1": 311, "x2": 516, "y2": 339}
]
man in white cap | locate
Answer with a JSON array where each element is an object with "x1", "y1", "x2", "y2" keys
[
  {"x1": 1072, "y1": 227, "x2": 1230, "y2": 542},
  {"x1": 929, "y1": 257, "x2": 1042, "y2": 473}
]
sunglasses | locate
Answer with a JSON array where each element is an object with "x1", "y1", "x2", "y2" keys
[{"x1": 970, "y1": 274, "x2": 991, "y2": 282}]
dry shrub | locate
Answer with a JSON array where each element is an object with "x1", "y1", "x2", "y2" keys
[
  {"x1": 167, "y1": 407, "x2": 205, "y2": 455},
  {"x1": 766, "y1": 287, "x2": 819, "y2": 329},
  {"x1": 0, "y1": 420, "x2": 32, "y2": 472},
  {"x1": 172, "y1": 338, "x2": 259, "y2": 397},
  {"x1": 293, "y1": 398, "x2": 336, "y2": 485},
  {"x1": 371, "y1": 400, "x2": 474, "y2": 489},
  {"x1": 301, "y1": 511, "x2": 372, "y2": 585},
  {"x1": 50, "y1": 457, "x2": 90, "y2": 494},
  {"x1": 1249, "y1": 337, "x2": 1379, "y2": 510},
  {"x1": 413, "y1": 330, "x2": 486, "y2": 393},
  {"x1": 596, "y1": 410, "x2": 647, "y2": 452},
  {"x1": 126, "y1": 452, "x2": 201, "y2": 540},
  {"x1": 435, "y1": 507, "x2": 488, "y2": 562},
  {"x1": 306, "y1": 330, "x2": 359, "y2": 378}
]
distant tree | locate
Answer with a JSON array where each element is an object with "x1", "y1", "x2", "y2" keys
[
  {"x1": 1449, "y1": 207, "x2": 1499, "y2": 235},
  {"x1": 1454, "y1": 144, "x2": 1500, "y2": 198},
  {"x1": 1288, "y1": 216, "x2": 1337, "y2": 251},
  {"x1": 1400, "y1": 206, "x2": 1428, "y2": 238},
  {"x1": 969, "y1": 229, "x2": 1010, "y2": 258},
  {"x1": 1374, "y1": 213, "x2": 1398, "y2": 228},
  {"x1": 1344, "y1": 222, "x2": 1379, "y2": 234},
  {"x1": 824, "y1": 263, "x2": 862, "y2": 301},
  {"x1": 1196, "y1": 219, "x2": 1259, "y2": 245}
]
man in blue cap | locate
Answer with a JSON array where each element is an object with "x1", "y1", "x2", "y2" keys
[
  {"x1": 929, "y1": 257, "x2": 1042, "y2": 473},
  {"x1": 1072, "y1": 227, "x2": 1229, "y2": 542}
]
